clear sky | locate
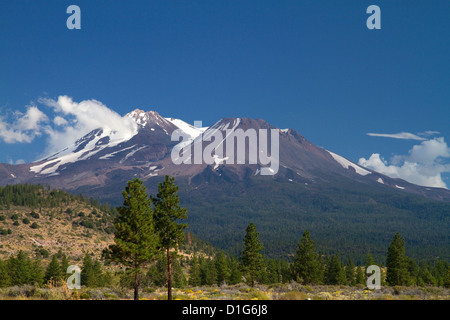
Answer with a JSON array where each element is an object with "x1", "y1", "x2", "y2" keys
[{"x1": 1, "y1": 0, "x2": 449, "y2": 188}]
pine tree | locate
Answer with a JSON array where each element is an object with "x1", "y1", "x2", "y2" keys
[
  {"x1": 60, "y1": 253, "x2": 70, "y2": 281},
  {"x1": 0, "y1": 259, "x2": 11, "y2": 287},
  {"x1": 418, "y1": 262, "x2": 437, "y2": 287},
  {"x1": 240, "y1": 223, "x2": 265, "y2": 287},
  {"x1": 200, "y1": 258, "x2": 217, "y2": 286},
  {"x1": 188, "y1": 255, "x2": 202, "y2": 286},
  {"x1": 228, "y1": 257, "x2": 243, "y2": 285},
  {"x1": 103, "y1": 178, "x2": 158, "y2": 300},
  {"x1": 45, "y1": 255, "x2": 62, "y2": 284},
  {"x1": 386, "y1": 232, "x2": 410, "y2": 286},
  {"x1": 293, "y1": 230, "x2": 322, "y2": 284},
  {"x1": 355, "y1": 266, "x2": 365, "y2": 285},
  {"x1": 81, "y1": 253, "x2": 94, "y2": 287},
  {"x1": 345, "y1": 258, "x2": 356, "y2": 286},
  {"x1": 215, "y1": 253, "x2": 230, "y2": 286},
  {"x1": 30, "y1": 257, "x2": 44, "y2": 286},
  {"x1": 11, "y1": 251, "x2": 32, "y2": 285},
  {"x1": 326, "y1": 254, "x2": 346, "y2": 285},
  {"x1": 406, "y1": 257, "x2": 419, "y2": 286},
  {"x1": 152, "y1": 175, "x2": 188, "y2": 300}
]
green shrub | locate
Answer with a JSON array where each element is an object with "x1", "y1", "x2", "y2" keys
[{"x1": 30, "y1": 222, "x2": 39, "y2": 229}]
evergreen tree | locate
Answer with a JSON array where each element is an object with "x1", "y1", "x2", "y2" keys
[
  {"x1": 418, "y1": 262, "x2": 437, "y2": 287},
  {"x1": 293, "y1": 230, "x2": 322, "y2": 284},
  {"x1": 81, "y1": 253, "x2": 96, "y2": 287},
  {"x1": 266, "y1": 259, "x2": 282, "y2": 284},
  {"x1": 215, "y1": 253, "x2": 230, "y2": 286},
  {"x1": 326, "y1": 254, "x2": 346, "y2": 285},
  {"x1": 103, "y1": 178, "x2": 158, "y2": 300},
  {"x1": 147, "y1": 256, "x2": 167, "y2": 287},
  {"x1": 30, "y1": 257, "x2": 44, "y2": 286},
  {"x1": 386, "y1": 232, "x2": 410, "y2": 286},
  {"x1": 228, "y1": 257, "x2": 243, "y2": 285},
  {"x1": 406, "y1": 257, "x2": 419, "y2": 286},
  {"x1": 355, "y1": 266, "x2": 365, "y2": 285},
  {"x1": 200, "y1": 258, "x2": 217, "y2": 286},
  {"x1": 345, "y1": 258, "x2": 356, "y2": 286},
  {"x1": 10, "y1": 251, "x2": 32, "y2": 285},
  {"x1": 152, "y1": 175, "x2": 188, "y2": 300},
  {"x1": 188, "y1": 255, "x2": 202, "y2": 286},
  {"x1": 240, "y1": 223, "x2": 265, "y2": 287},
  {"x1": 0, "y1": 259, "x2": 11, "y2": 287},
  {"x1": 45, "y1": 255, "x2": 62, "y2": 284},
  {"x1": 60, "y1": 253, "x2": 70, "y2": 280}
]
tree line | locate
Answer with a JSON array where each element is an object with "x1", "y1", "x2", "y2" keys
[{"x1": 0, "y1": 250, "x2": 107, "y2": 288}]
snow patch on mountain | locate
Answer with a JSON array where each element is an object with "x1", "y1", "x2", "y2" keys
[
  {"x1": 31, "y1": 128, "x2": 135, "y2": 174},
  {"x1": 165, "y1": 118, "x2": 207, "y2": 139},
  {"x1": 327, "y1": 150, "x2": 371, "y2": 176}
]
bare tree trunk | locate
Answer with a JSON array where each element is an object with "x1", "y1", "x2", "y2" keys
[
  {"x1": 167, "y1": 247, "x2": 172, "y2": 300},
  {"x1": 134, "y1": 267, "x2": 140, "y2": 300}
]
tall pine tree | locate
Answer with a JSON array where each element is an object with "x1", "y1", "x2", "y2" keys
[
  {"x1": 152, "y1": 175, "x2": 188, "y2": 300},
  {"x1": 103, "y1": 178, "x2": 158, "y2": 300},
  {"x1": 386, "y1": 232, "x2": 410, "y2": 286},
  {"x1": 240, "y1": 223, "x2": 265, "y2": 287},
  {"x1": 293, "y1": 230, "x2": 322, "y2": 284}
]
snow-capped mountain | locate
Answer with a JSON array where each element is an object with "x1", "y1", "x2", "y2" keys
[
  {"x1": 2, "y1": 109, "x2": 450, "y2": 261},
  {"x1": 0, "y1": 110, "x2": 449, "y2": 202}
]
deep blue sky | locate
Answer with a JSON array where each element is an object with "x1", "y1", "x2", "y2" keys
[{"x1": 1, "y1": 1, "x2": 449, "y2": 185}]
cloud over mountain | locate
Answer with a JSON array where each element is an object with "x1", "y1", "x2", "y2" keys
[
  {"x1": 0, "y1": 96, "x2": 138, "y2": 158},
  {"x1": 359, "y1": 136, "x2": 450, "y2": 189}
]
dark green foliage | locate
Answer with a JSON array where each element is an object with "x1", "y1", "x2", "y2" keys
[
  {"x1": 417, "y1": 262, "x2": 437, "y2": 287},
  {"x1": 81, "y1": 253, "x2": 106, "y2": 287},
  {"x1": 292, "y1": 230, "x2": 323, "y2": 284},
  {"x1": 147, "y1": 255, "x2": 186, "y2": 288},
  {"x1": 30, "y1": 257, "x2": 44, "y2": 286},
  {"x1": 30, "y1": 222, "x2": 39, "y2": 229},
  {"x1": 240, "y1": 223, "x2": 265, "y2": 287},
  {"x1": 44, "y1": 255, "x2": 62, "y2": 284},
  {"x1": 9, "y1": 251, "x2": 32, "y2": 285},
  {"x1": 30, "y1": 211, "x2": 40, "y2": 219},
  {"x1": 326, "y1": 254, "x2": 347, "y2": 285},
  {"x1": 153, "y1": 177, "x2": 450, "y2": 262},
  {"x1": 152, "y1": 175, "x2": 188, "y2": 300},
  {"x1": 22, "y1": 218, "x2": 30, "y2": 225},
  {"x1": 345, "y1": 258, "x2": 356, "y2": 286},
  {"x1": 0, "y1": 215, "x2": 5, "y2": 221},
  {"x1": 102, "y1": 178, "x2": 158, "y2": 300},
  {"x1": 386, "y1": 233, "x2": 411, "y2": 286},
  {"x1": 0, "y1": 259, "x2": 11, "y2": 287},
  {"x1": 215, "y1": 252, "x2": 230, "y2": 286},
  {"x1": 355, "y1": 266, "x2": 365, "y2": 285},
  {"x1": 60, "y1": 253, "x2": 70, "y2": 280},
  {"x1": 188, "y1": 254, "x2": 202, "y2": 286},
  {"x1": 200, "y1": 257, "x2": 217, "y2": 286}
]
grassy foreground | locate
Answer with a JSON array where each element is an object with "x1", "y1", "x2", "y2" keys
[{"x1": 1, "y1": 283, "x2": 449, "y2": 300}]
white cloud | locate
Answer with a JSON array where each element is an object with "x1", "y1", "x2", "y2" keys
[
  {"x1": 38, "y1": 95, "x2": 138, "y2": 155},
  {"x1": 367, "y1": 132, "x2": 426, "y2": 141},
  {"x1": 0, "y1": 95, "x2": 138, "y2": 160},
  {"x1": 53, "y1": 116, "x2": 68, "y2": 126},
  {"x1": 0, "y1": 106, "x2": 48, "y2": 143},
  {"x1": 359, "y1": 137, "x2": 450, "y2": 189}
]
